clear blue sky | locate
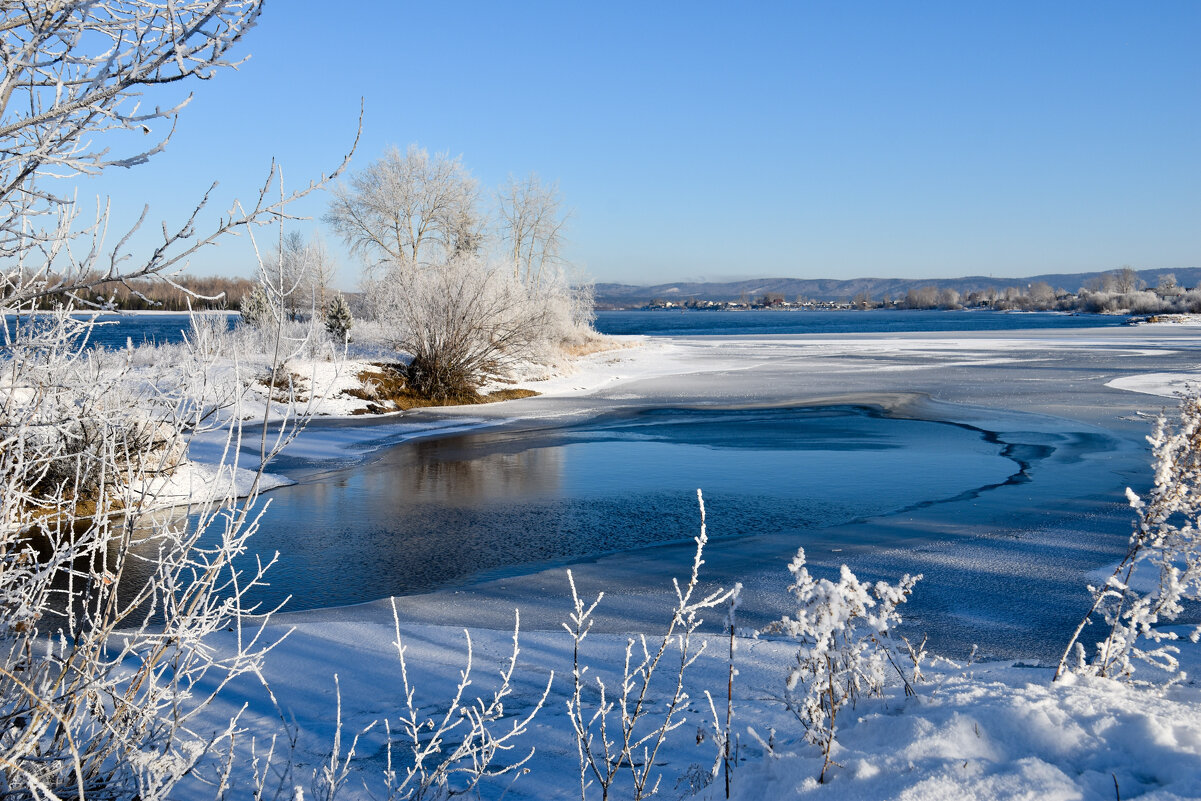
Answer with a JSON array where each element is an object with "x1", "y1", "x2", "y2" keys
[{"x1": 85, "y1": 1, "x2": 1200, "y2": 288}]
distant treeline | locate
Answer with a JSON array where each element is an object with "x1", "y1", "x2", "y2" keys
[
  {"x1": 648, "y1": 268, "x2": 1201, "y2": 315},
  {"x1": 872, "y1": 268, "x2": 1200, "y2": 314},
  {"x1": 75, "y1": 275, "x2": 257, "y2": 311}
]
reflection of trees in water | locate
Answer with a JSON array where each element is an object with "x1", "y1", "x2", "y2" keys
[
  {"x1": 369, "y1": 436, "x2": 565, "y2": 508},
  {"x1": 228, "y1": 411, "x2": 1023, "y2": 610},
  {"x1": 41, "y1": 508, "x2": 191, "y2": 628}
]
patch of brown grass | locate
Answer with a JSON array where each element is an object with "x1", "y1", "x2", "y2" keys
[
  {"x1": 258, "y1": 369, "x2": 311, "y2": 403},
  {"x1": 342, "y1": 363, "x2": 538, "y2": 415}
]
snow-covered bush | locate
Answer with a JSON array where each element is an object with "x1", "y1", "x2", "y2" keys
[
  {"x1": 564, "y1": 490, "x2": 739, "y2": 801},
  {"x1": 1058, "y1": 387, "x2": 1201, "y2": 682},
  {"x1": 366, "y1": 254, "x2": 553, "y2": 400},
  {"x1": 767, "y1": 549, "x2": 921, "y2": 783}
]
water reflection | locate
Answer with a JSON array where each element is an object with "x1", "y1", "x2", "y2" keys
[
  {"x1": 41, "y1": 507, "x2": 191, "y2": 630},
  {"x1": 232, "y1": 406, "x2": 1023, "y2": 612}
]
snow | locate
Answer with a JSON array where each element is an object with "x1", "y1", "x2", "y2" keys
[
  {"x1": 135, "y1": 457, "x2": 293, "y2": 506},
  {"x1": 1107, "y1": 372, "x2": 1201, "y2": 398},
  {"x1": 188, "y1": 608, "x2": 1201, "y2": 801}
]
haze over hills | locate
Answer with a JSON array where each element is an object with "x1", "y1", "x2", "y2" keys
[{"x1": 594, "y1": 267, "x2": 1201, "y2": 309}]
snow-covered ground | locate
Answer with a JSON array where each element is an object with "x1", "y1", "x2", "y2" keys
[
  {"x1": 193, "y1": 612, "x2": 1201, "y2": 801},
  {"x1": 164, "y1": 324, "x2": 1201, "y2": 799}
]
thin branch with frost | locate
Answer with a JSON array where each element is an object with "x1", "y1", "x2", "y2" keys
[
  {"x1": 376, "y1": 600, "x2": 552, "y2": 801},
  {"x1": 564, "y1": 489, "x2": 738, "y2": 801},
  {"x1": 1056, "y1": 387, "x2": 1201, "y2": 682}
]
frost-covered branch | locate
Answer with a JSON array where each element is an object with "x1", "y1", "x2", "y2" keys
[
  {"x1": 376, "y1": 601, "x2": 551, "y2": 801},
  {"x1": 564, "y1": 489, "x2": 738, "y2": 801},
  {"x1": 1057, "y1": 388, "x2": 1201, "y2": 682}
]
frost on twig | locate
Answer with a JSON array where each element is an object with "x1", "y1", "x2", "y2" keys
[
  {"x1": 765, "y1": 549, "x2": 920, "y2": 783},
  {"x1": 564, "y1": 489, "x2": 739, "y2": 801},
  {"x1": 1057, "y1": 387, "x2": 1201, "y2": 682},
  {"x1": 375, "y1": 600, "x2": 552, "y2": 801}
]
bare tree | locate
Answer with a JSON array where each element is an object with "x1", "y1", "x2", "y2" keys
[
  {"x1": 325, "y1": 144, "x2": 480, "y2": 274},
  {"x1": 267, "y1": 231, "x2": 338, "y2": 319},
  {"x1": 496, "y1": 173, "x2": 569, "y2": 286},
  {"x1": 1112, "y1": 266, "x2": 1143, "y2": 294}
]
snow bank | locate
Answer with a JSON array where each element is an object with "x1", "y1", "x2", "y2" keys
[
  {"x1": 191, "y1": 612, "x2": 1201, "y2": 801},
  {"x1": 719, "y1": 663, "x2": 1201, "y2": 801},
  {"x1": 1107, "y1": 372, "x2": 1201, "y2": 399}
]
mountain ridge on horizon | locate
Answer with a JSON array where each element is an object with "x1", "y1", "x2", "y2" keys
[{"x1": 593, "y1": 267, "x2": 1201, "y2": 308}]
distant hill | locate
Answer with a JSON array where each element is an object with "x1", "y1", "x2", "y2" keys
[{"x1": 593, "y1": 268, "x2": 1201, "y2": 309}]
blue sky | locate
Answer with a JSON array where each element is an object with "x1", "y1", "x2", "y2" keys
[{"x1": 85, "y1": 1, "x2": 1200, "y2": 288}]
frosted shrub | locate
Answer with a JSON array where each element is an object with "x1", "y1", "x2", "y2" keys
[
  {"x1": 1057, "y1": 388, "x2": 1201, "y2": 682},
  {"x1": 0, "y1": 305, "x2": 303, "y2": 798},
  {"x1": 0, "y1": 313, "x2": 189, "y2": 505},
  {"x1": 564, "y1": 490, "x2": 738, "y2": 801},
  {"x1": 768, "y1": 549, "x2": 921, "y2": 783},
  {"x1": 367, "y1": 254, "x2": 551, "y2": 400}
]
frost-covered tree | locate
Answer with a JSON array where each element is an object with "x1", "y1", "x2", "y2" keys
[
  {"x1": 240, "y1": 282, "x2": 276, "y2": 328},
  {"x1": 325, "y1": 144, "x2": 480, "y2": 274},
  {"x1": 266, "y1": 231, "x2": 338, "y2": 319},
  {"x1": 497, "y1": 173, "x2": 569, "y2": 287},
  {"x1": 331, "y1": 147, "x2": 597, "y2": 399},
  {"x1": 325, "y1": 293, "x2": 353, "y2": 345}
]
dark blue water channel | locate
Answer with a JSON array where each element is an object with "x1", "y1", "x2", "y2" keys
[
  {"x1": 594, "y1": 309, "x2": 1128, "y2": 336},
  {"x1": 231, "y1": 406, "x2": 1021, "y2": 612},
  {"x1": 3, "y1": 312, "x2": 237, "y2": 350}
]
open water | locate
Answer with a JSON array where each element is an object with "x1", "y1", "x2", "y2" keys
[
  {"x1": 229, "y1": 406, "x2": 1022, "y2": 612},
  {"x1": 593, "y1": 309, "x2": 1128, "y2": 336}
]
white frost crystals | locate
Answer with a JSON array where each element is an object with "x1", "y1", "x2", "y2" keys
[
  {"x1": 1057, "y1": 388, "x2": 1201, "y2": 682},
  {"x1": 564, "y1": 490, "x2": 740, "y2": 801},
  {"x1": 766, "y1": 548, "x2": 921, "y2": 784}
]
